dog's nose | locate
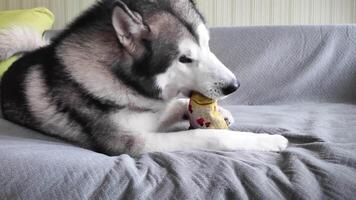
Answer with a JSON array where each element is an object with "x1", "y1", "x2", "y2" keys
[{"x1": 222, "y1": 80, "x2": 240, "y2": 95}]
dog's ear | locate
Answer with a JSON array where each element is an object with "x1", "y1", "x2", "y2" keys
[{"x1": 112, "y1": 1, "x2": 148, "y2": 54}]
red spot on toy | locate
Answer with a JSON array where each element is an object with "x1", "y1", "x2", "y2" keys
[
  {"x1": 205, "y1": 122, "x2": 211, "y2": 128},
  {"x1": 196, "y1": 118, "x2": 205, "y2": 127},
  {"x1": 189, "y1": 104, "x2": 193, "y2": 113}
]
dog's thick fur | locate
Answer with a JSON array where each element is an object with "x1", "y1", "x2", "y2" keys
[{"x1": 1, "y1": 0, "x2": 288, "y2": 156}]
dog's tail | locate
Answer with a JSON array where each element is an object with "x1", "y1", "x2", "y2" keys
[{"x1": 0, "y1": 26, "x2": 48, "y2": 61}]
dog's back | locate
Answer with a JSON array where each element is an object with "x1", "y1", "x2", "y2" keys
[{"x1": 2, "y1": 46, "x2": 49, "y2": 129}]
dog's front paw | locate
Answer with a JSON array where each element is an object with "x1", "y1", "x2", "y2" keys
[
  {"x1": 209, "y1": 131, "x2": 288, "y2": 152},
  {"x1": 256, "y1": 134, "x2": 289, "y2": 152},
  {"x1": 218, "y1": 107, "x2": 234, "y2": 127}
]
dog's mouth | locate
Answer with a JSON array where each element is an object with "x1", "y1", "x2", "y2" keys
[
  {"x1": 180, "y1": 89, "x2": 193, "y2": 98},
  {"x1": 180, "y1": 89, "x2": 221, "y2": 100},
  {"x1": 180, "y1": 86, "x2": 237, "y2": 100}
]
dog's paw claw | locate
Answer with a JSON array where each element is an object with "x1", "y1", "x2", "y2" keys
[{"x1": 218, "y1": 107, "x2": 234, "y2": 127}]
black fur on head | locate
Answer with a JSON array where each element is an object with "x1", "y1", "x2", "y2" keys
[{"x1": 53, "y1": 0, "x2": 204, "y2": 100}]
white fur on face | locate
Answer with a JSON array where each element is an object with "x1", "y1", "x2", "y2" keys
[
  {"x1": 196, "y1": 24, "x2": 210, "y2": 50},
  {"x1": 156, "y1": 24, "x2": 237, "y2": 100}
]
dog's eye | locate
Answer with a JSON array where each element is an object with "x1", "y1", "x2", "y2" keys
[{"x1": 179, "y1": 56, "x2": 193, "y2": 64}]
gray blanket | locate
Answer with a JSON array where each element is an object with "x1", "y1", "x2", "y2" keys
[{"x1": 1, "y1": 25, "x2": 356, "y2": 200}]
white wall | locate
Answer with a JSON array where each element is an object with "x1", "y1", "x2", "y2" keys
[
  {"x1": 0, "y1": 0, "x2": 355, "y2": 29},
  {"x1": 197, "y1": 0, "x2": 356, "y2": 26}
]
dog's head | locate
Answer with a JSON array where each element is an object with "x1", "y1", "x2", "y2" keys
[{"x1": 111, "y1": 0, "x2": 239, "y2": 100}]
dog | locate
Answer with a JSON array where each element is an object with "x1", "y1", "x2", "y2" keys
[{"x1": 1, "y1": 0, "x2": 288, "y2": 156}]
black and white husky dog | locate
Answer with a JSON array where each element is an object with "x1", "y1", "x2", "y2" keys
[{"x1": 1, "y1": 0, "x2": 288, "y2": 156}]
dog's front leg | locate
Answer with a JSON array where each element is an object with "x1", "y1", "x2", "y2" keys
[
  {"x1": 123, "y1": 130, "x2": 288, "y2": 155},
  {"x1": 96, "y1": 130, "x2": 288, "y2": 156}
]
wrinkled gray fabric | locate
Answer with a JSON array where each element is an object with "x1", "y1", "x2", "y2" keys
[{"x1": 1, "y1": 26, "x2": 356, "y2": 200}]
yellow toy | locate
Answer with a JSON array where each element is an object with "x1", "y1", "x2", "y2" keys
[{"x1": 188, "y1": 92, "x2": 229, "y2": 129}]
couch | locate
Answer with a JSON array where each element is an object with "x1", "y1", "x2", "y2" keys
[{"x1": 1, "y1": 25, "x2": 356, "y2": 200}]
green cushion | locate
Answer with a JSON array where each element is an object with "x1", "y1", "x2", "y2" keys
[
  {"x1": 0, "y1": 7, "x2": 54, "y2": 33},
  {"x1": 0, "y1": 56, "x2": 20, "y2": 77},
  {"x1": 0, "y1": 7, "x2": 55, "y2": 77}
]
